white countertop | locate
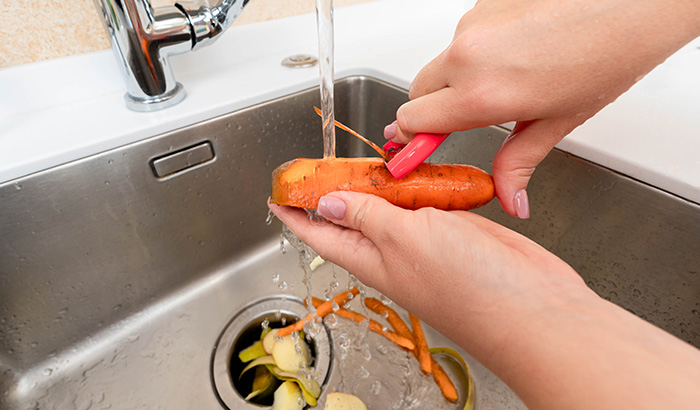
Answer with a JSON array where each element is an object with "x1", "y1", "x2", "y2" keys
[{"x1": 1, "y1": 0, "x2": 699, "y2": 204}]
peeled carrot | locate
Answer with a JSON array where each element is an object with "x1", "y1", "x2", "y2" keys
[
  {"x1": 278, "y1": 287, "x2": 359, "y2": 337},
  {"x1": 409, "y1": 313, "x2": 432, "y2": 375},
  {"x1": 270, "y1": 157, "x2": 495, "y2": 211},
  {"x1": 309, "y1": 297, "x2": 415, "y2": 350}
]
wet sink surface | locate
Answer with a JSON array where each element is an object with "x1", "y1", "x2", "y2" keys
[{"x1": 1, "y1": 76, "x2": 699, "y2": 409}]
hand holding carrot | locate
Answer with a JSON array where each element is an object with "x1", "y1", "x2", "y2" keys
[{"x1": 268, "y1": 191, "x2": 700, "y2": 410}]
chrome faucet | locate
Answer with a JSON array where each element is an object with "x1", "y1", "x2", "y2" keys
[{"x1": 93, "y1": 0, "x2": 250, "y2": 111}]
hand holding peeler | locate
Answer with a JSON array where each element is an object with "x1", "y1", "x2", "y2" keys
[{"x1": 383, "y1": 133, "x2": 450, "y2": 179}]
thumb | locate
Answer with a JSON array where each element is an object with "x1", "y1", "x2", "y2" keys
[
  {"x1": 316, "y1": 191, "x2": 408, "y2": 247},
  {"x1": 493, "y1": 118, "x2": 580, "y2": 219}
]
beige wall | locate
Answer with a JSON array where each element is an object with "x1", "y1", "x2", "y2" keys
[{"x1": 0, "y1": 0, "x2": 373, "y2": 68}]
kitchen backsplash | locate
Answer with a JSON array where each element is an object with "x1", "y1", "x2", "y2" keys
[{"x1": 0, "y1": 0, "x2": 374, "y2": 68}]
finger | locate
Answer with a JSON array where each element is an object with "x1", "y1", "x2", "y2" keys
[
  {"x1": 315, "y1": 191, "x2": 410, "y2": 247},
  {"x1": 383, "y1": 121, "x2": 411, "y2": 145},
  {"x1": 395, "y1": 87, "x2": 494, "y2": 138},
  {"x1": 268, "y1": 200, "x2": 386, "y2": 277},
  {"x1": 408, "y1": 51, "x2": 450, "y2": 100},
  {"x1": 492, "y1": 118, "x2": 582, "y2": 218}
]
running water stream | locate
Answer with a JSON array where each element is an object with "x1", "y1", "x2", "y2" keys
[
  {"x1": 316, "y1": 0, "x2": 336, "y2": 159},
  {"x1": 263, "y1": 2, "x2": 467, "y2": 407}
]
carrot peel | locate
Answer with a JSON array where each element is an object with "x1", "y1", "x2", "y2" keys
[
  {"x1": 278, "y1": 287, "x2": 359, "y2": 337},
  {"x1": 309, "y1": 297, "x2": 415, "y2": 350},
  {"x1": 409, "y1": 313, "x2": 432, "y2": 375},
  {"x1": 430, "y1": 346, "x2": 476, "y2": 408}
]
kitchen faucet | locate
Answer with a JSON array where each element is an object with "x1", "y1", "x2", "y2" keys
[{"x1": 93, "y1": 0, "x2": 250, "y2": 111}]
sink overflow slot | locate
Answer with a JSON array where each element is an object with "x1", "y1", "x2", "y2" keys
[{"x1": 150, "y1": 141, "x2": 215, "y2": 179}]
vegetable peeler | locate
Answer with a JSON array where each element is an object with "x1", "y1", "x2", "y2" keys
[{"x1": 383, "y1": 133, "x2": 450, "y2": 179}]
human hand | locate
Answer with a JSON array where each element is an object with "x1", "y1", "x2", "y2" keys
[
  {"x1": 268, "y1": 191, "x2": 591, "y2": 358},
  {"x1": 385, "y1": 0, "x2": 700, "y2": 218},
  {"x1": 269, "y1": 192, "x2": 700, "y2": 410}
]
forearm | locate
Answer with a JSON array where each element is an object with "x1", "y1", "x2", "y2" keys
[{"x1": 471, "y1": 293, "x2": 700, "y2": 410}]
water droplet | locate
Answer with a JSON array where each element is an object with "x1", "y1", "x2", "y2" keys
[
  {"x1": 261, "y1": 319, "x2": 270, "y2": 329},
  {"x1": 278, "y1": 281, "x2": 288, "y2": 290},
  {"x1": 338, "y1": 333, "x2": 350, "y2": 350},
  {"x1": 265, "y1": 210, "x2": 276, "y2": 225},
  {"x1": 358, "y1": 365, "x2": 370, "y2": 378},
  {"x1": 272, "y1": 273, "x2": 280, "y2": 284},
  {"x1": 361, "y1": 343, "x2": 372, "y2": 361},
  {"x1": 279, "y1": 234, "x2": 287, "y2": 254},
  {"x1": 326, "y1": 313, "x2": 338, "y2": 327},
  {"x1": 370, "y1": 380, "x2": 382, "y2": 395}
]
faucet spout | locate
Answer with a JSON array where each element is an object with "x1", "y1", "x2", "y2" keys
[{"x1": 93, "y1": 0, "x2": 251, "y2": 111}]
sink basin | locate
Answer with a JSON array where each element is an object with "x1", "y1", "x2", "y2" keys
[{"x1": 1, "y1": 75, "x2": 698, "y2": 409}]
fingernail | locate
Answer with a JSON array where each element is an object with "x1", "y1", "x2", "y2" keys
[
  {"x1": 317, "y1": 196, "x2": 346, "y2": 220},
  {"x1": 384, "y1": 121, "x2": 397, "y2": 140},
  {"x1": 513, "y1": 189, "x2": 530, "y2": 219}
]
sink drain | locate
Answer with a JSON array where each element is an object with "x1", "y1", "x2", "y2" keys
[{"x1": 212, "y1": 297, "x2": 332, "y2": 409}]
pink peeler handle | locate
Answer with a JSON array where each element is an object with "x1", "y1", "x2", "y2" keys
[{"x1": 383, "y1": 133, "x2": 449, "y2": 179}]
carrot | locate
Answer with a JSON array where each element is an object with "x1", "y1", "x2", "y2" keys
[
  {"x1": 270, "y1": 157, "x2": 495, "y2": 211},
  {"x1": 309, "y1": 297, "x2": 415, "y2": 350},
  {"x1": 430, "y1": 357, "x2": 459, "y2": 403},
  {"x1": 364, "y1": 298, "x2": 415, "y2": 345},
  {"x1": 278, "y1": 287, "x2": 359, "y2": 337}
]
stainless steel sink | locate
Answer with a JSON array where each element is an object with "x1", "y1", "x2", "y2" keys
[{"x1": 1, "y1": 76, "x2": 699, "y2": 409}]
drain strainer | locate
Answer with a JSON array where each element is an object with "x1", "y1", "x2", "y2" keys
[{"x1": 212, "y1": 297, "x2": 332, "y2": 409}]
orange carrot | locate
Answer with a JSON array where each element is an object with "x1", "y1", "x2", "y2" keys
[
  {"x1": 410, "y1": 313, "x2": 432, "y2": 374},
  {"x1": 364, "y1": 298, "x2": 415, "y2": 345},
  {"x1": 278, "y1": 287, "x2": 359, "y2": 337},
  {"x1": 309, "y1": 297, "x2": 415, "y2": 350},
  {"x1": 430, "y1": 357, "x2": 459, "y2": 403},
  {"x1": 270, "y1": 157, "x2": 495, "y2": 211}
]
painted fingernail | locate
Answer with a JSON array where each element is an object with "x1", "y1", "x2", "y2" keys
[
  {"x1": 384, "y1": 121, "x2": 398, "y2": 140},
  {"x1": 513, "y1": 189, "x2": 530, "y2": 219},
  {"x1": 317, "y1": 196, "x2": 346, "y2": 220}
]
